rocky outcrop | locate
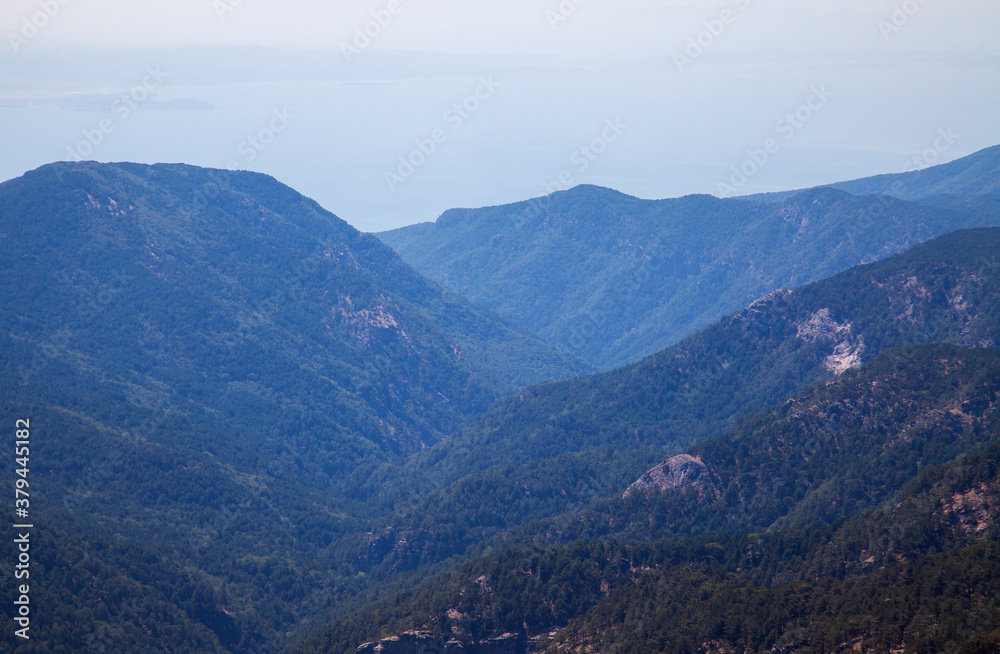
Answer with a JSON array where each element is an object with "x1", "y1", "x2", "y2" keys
[
  {"x1": 356, "y1": 632, "x2": 526, "y2": 654},
  {"x1": 468, "y1": 633, "x2": 525, "y2": 654},
  {"x1": 942, "y1": 483, "x2": 998, "y2": 536},
  {"x1": 795, "y1": 307, "x2": 865, "y2": 375},
  {"x1": 796, "y1": 307, "x2": 849, "y2": 342},
  {"x1": 356, "y1": 631, "x2": 443, "y2": 654},
  {"x1": 623, "y1": 454, "x2": 718, "y2": 499}
]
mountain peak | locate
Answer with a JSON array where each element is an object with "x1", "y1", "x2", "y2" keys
[{"x1": 556, "y1": 183, "x2": 638, "y2": 200}]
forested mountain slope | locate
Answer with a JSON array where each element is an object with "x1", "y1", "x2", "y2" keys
[
  {"x1": 380, "y1": 150, "x2": 1000, "y2": 368},
  {"x1": 0, "y1": 162, "x2": 590, "y2": 652},
  {"x1": 300, "y1": 345, "x2": 1000, "y2": 654},
  {"x1": 0, "y1": 161, "x2": 590, "y2": 475},
  {"x1": 351, "y1": 229, "x2": 1000, "y2": 576},
  {"x1": 4, "y1": 162, "x2": 999, "y2": 653}
]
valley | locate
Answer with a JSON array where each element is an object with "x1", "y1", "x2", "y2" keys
[{"x1": 1, "y1": 150, "x2": 999, "y2": 653}]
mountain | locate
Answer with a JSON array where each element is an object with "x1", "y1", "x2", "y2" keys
[
  {"x1": 4, "y1": 161, "x2": 999, "y2": 653},
  {"x1": 298, "y1": 345, "x2": 1000, "y2": 654},
  {"x1": 350, "y1": 228, "x2": 1000, "y2": 577},
  {"x1": 0, "y1": 161, "x2": 590, "y2": 651},
  {"x1": 379, "y1": 154, "x2": 1000, "y2": 368},
  {"x1": 1, "y1": 161, "x2": 590, "y2": 471},
  {"x1": 743, "y1": 143, "x2": 1000, "y2": 204}
]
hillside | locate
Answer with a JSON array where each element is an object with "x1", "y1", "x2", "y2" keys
[
  {"x1": 349, "y1": 228, "x2": 1000, "y2": 576},
  {"x1": 553, "y1": 344, "x2": 1000, "y2": 543},
  {"x1": 0, "y1": 162, "x2": 590, "y2": 473},
  {"x1": 0, "y1": 162, "x2": 590, "y2": 651},
  {"x1": 540, "y1": 542, "x2": 1000, "y2": 654},
  {"x1": 3, "y1": 163, "x2": 999, "y2": 653},
  {"x1": 298, "y1": 345, "x2": 1000, "y2": 654},
  {"x1": 305, "y1": 541, "x2": 1000, "y2": 654},
  {"x1": 380, "y1": 154, "x2": 1000, "y2": 368}
]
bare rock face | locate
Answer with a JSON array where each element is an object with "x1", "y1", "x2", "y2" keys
[
  {"x1": 623, "y1": 454, "x2": 717, "y2": 499},
  {"x1": 795, "y1": 307, "x2": 865, "y2": 375}
]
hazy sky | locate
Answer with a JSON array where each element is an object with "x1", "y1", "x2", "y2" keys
[
  {"x1": 2, "y1": 1, "x2": 999, "y2": 230},
  {"x1": 4, "y1": 0, "x2": 999, "y2": 54}
]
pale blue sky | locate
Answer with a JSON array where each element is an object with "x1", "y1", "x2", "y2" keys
[{"x1": 2, "y1": 0, "x2": 999, "y2": 231}]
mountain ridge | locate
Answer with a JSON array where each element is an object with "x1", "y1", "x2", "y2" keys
[
  {"x1": 742, "y1": 143, "x2": 1000, "y2": 203},
  {"x1": 345, "y1": 228, "x2": 1000, "y2": 580},
  {"x1": 379, "y1": 148, "x2": 1000, "y2": 368},
  {"x1": 2, "y1": 157, "x2": 999, "y2": 653}
]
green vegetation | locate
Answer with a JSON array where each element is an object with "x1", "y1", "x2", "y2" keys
[
  {"x1": 552, "y1": 345, "x2": 1000, "y2": 544},
  {"x1": 349, "y1": 229, "x2": 1000, "y2": 578},
  {"x1": 0, "y1": 162, "x2": 590, "y2": 651},
  {"x1": 0, "y1": 162, "x2": 590, "y2": 471},
  {"x1": 2, "y1": 159, "x2": 999, "y2": 653},
  {"x1": 298, "y1": 349, "x2": 1000, "y2": 653},
  {"x1": 380, "y1": 148, "x2": 1000, "y2": 368},
  {"x1": 542, "y1": 542, "x2": 1000, "y2": 654}
]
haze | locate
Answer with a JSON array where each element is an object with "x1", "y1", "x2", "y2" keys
[{"x1": 2, "y1": 0, "x2": 999, "y2": 231}]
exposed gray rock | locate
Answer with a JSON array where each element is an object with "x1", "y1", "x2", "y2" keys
[
  {"x1": 356, "y1": 632, "x2": 527, "y2": 654},
  {"x1": 795, "y1": 307, "x2": 865, "y2": 375},
  {"x1": 623, "y1": 454, "x2": 718, "y2": 499},
  {"x1": 467, "y1": 633, "x2": 526, "y2": 654},
  {"x1": 356, "y1": 631, "x2": 445, "y2": 654}
]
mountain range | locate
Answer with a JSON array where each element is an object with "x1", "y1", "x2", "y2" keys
[
  {"x1": 344, "y1": 227, "x2": 1000, "y2": 579},
  {"x1": 1, "y1": 161, "x2": 590, "y2": 469},
  {"x1": 379, "y1": 146, "x2": 1000, "y2": 368},
  {"x1": 0, "y1": 149, "x2": 998, "y2": 653}
]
